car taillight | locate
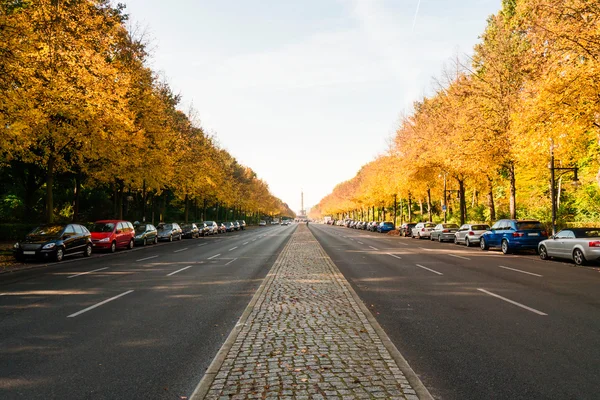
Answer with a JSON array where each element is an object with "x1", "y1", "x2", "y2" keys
[
  {"x1": 512, "y1": 232, "x2": 525, "y2": 237},
  {"x1": 589, "y1": 241, "x2": 600, "y2": 247},
  {"x1": 442, "y1": 229, "x2": 449, "y2": 233},
  {"x1": 468, "y1": 231, "x2": 474, "y2": 236},
  {"x1": 421, "y1": 228, "x2": 425, "y2": 231}
]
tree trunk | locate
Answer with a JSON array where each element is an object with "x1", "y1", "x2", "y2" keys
[
  {"x1": 408, "y1": 193, "x2": 412, "y2": 222},
  {"x1": 427, "y1": 188, "x2": 432, "y2": 222},
  {"x1": 46, "y1": 156, "x2": 55, "y2": 223},
  {"x1": 117, "y1": 181, "x2": 124, "y2": 220},
  {"x1": 419, "y1": 199, "x2": 423, "y2": 219},
  {"x1": 184, "y1": 194, "x2": 189, "y2": 223},
  {"x1": 458, "y1": 178, "x2": 466, "y2": 225},
  {"x1": 142, "y1": 180, "x2": 147, "y2": 222},
  {"x1": 72, "y1": 171, "x2": 81, "y2": 222},
  {"x1": 508, "y1": 163, "x2": 517, "y2": 219},
  {"x1": 487, "y1": 177, "x2": 496, "y2": 222}
]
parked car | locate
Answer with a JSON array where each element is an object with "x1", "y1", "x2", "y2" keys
[
  {"x1": 356, "y1": 221, "x2": 364, "y2": 230},
  {"x1": 399, "y1": 223, "x2": 416, "y2": 237},
  {"x1": 204, "y1": 221, "x2": 219, "y2": 235},
  {"x1": 236, "y1": 220, "x2": 246, "y2": 230},
  {"x1": 133, "y1": 224, "x2": 158, "y2": 246},
  {"x1": 233, "y1": 221, "x2": 241, "y2": 231},
  {"x1": 430, "y1": 223, "x2": 460, "y2": 242},
  {"x1": 454, "y1": 224, "x2": 490, "y2": 247},
  {"x1": 181, "y1": 223, "x2": 200, "y2": 239},
  {"x1": 157, "y1": 223, "x2": 183, "y2": 241},
  {"x1": 369, "y1": 222, "x2": 380, "y2": 232},
  {"x1": 538, "y1": 228, "x2": 600, "y2": 265},
  {"x1": 224, "y1": 221, "x2": 235, "y2": 232},
  {"x1": 14, "y1": 223, "x2": 93, "y2": 262},
  {"x1": 217, "y1": 222, "x2": 227, "y2": 234},
  {"x1": 259, "y1": 220, "x2": 267, "y2": 226},
  {"x1": 480, "y1": 219, "x2": 547, "y2": 254},
  {"x1": 90, "y1": 220, "x2": 135, "y2": 252},
  {"x1": 196, "y1": 222, "x2": 209, "y2": 236},
  {"x1": 411, "y1": 222, "x2": 437, "y2": 239},
  {"x1": 377, "y1": 222, "x2": 395, "y2": 233}
]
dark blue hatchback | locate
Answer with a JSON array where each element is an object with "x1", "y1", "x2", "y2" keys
[{"x1": 480, "y1": 219, "x2": 548, "y2": 254}]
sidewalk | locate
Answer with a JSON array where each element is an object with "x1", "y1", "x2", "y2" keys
[{"x1": 191, "y1": 224, "x2": 432, "y2": 399}]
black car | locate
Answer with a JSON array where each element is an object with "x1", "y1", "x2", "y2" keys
[
  {"x1": 400, "y1": 223, "x2": 416, "y2": 237},
  {"x1": 223, "y1": 222, "x2": 235, "y2": 232},
  {"x1": 13, "y1": 224, "x2": 93, "y2": 262},
  {"x1": 236, "y1": 220, "x2": 246, "y2": 230},
  {"x1": 196, "y1": 222, "x2": 209, "y2": 237},
  {"x1": 157, "y1": 223, "x2": 183, "y2": 241},
  {"x1": 181, "y1": 223, "x2": 200, "y2": 239},
  {"x1": 133, "y1": 224, "x2": 158, "y2": 245}
]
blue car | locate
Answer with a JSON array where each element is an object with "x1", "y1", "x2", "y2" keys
[
  {"x1": 377, "y1": 221, "x2": 395, "y2": 233},
  {"x1": 479, "y1": 219, "x2": 548, "y2": 254}
]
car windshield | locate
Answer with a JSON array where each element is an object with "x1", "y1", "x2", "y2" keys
[
  {"x1": 91, "y1": 222, "x2": 115, "y2": 233},
  {"x1": 517, "y1": 222, "x2": 543, "y2": 230},
  {"x1": 425, "y1": 223, "x2": 436, "y2": 228},
  {"x1": 443, "y1": 224, "x2": 459, "y2": 228},
  {"x1": 383, "y1": 222, "x2": 393, "y2": 226},
  {"x1": 572, "y1": 229, "x2": 600, "y2": 238},
  {"x1": 28, "y1": 225, "x2": 64, "y2": 236},
  {"x1": 471, "y1": 225, "x2": 489, "y2": 230},
  {"x1": 135, "y1": 226, "x2": 147, "y2": 233},
  {"x1": 160, "y1": 224, "x2": 173, "y2": 230},
  {"x1": 181, "y1": 224, "x2": 193, "y2": 229}
]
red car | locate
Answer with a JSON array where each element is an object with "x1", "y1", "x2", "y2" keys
[{"x1": 90, "y1": 220, "x2": 135, "y2": 252}]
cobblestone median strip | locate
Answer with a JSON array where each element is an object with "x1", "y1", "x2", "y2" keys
[{"x1": 191, "y1": 225, "x2": 432, "y2": 399}]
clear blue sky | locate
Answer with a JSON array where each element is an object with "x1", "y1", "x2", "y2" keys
[{"x1": 123, "y1": 0, "x2": 501, "y2": 213}]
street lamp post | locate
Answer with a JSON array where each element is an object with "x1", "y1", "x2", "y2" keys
[{"x1": 549, "y1": 148, "x2": 578, "y2": 236}]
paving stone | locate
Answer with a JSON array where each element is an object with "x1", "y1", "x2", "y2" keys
[{"x1": 202, "y1": 225, "x2": 419, "y2": 399}]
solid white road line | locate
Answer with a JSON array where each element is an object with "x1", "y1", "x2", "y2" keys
[
  {"x1": 167, "y1": 266, "x2": 193, "y2": 276},
  {"x1": 415, "y1": 264, "x2": 443, "y2": 275},
  {"x1": 67, "y1": 290, "x2": 134, "y2": 318},
  {"x1": 357, "y1": 241, "x2": 364, "y2": 244},
  {"x1": 387, "y1": 253, "x2": 402, "y2": 259},
  {"x1": 229, "y1": 247, "x2": 238, "y2": 251},
  {"x1": 369, "y1": 246, "x2": 379, "y2": 250},
  {"x1": 224, "y1": 258, "x2": 238, "y2": 266},
  {"x1": 173, "y1": 247, "x2": 188, "y2": 253},
  {"x1": 243, "y1": 242, "x2": 249, "y2": 245},
  {"x1": 448, "y1": 254, "x2": 471, "y2": 260},
  {"x1": 477, "y1": 288, "x2": 547, "y2": 316},
  {"x1": 136, "y1": 255, "x2": 158, "y2": 262},
  {"x1": 197, "y1": 243, "x2": 207, "y2": 247},
  {"x1": 498, "y1": 265, "x2": 542, "y2": 277},
  {"x1": 208, "y1": 254, "x2": 221, "y2": 260},
  {"x1": 419, "y1": 247, "x2": 435, "y2": 252},
  {"x1": 67, "y1": 267, "x2": 109, "y2": 279}
]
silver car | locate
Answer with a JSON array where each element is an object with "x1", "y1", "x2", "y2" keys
[
  {"x1": 538, "y1": 228, "x2": 600, "y2": 265},
  {"x1": 430, "y1": 223, "x2": 460, "y2": 242},
  {"x1": 411, "y1": 222, "x2": 436, "y2": 239},
  {"x1": 454, "y1": 224, "x2": 490, "y2": 247}
]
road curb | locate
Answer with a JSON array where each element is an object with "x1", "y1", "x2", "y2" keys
[{"x1": 188, "y1": 225, "x2": 297, "y2": 399}]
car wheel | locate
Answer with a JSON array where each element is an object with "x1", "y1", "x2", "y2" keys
[
  {"x1": 480, "y1": 237, "x2": 488, "y2": 250},
  {"x1": 178, "y1": 234, "x2": 182, "y2": 241},
  {"x1": 573, "y1": 248, "x2": 586, "y2": 265},
  {"x1": 110, "y1": 241, "x2": 116, "y2": 253},
  {"x1": 55, "y1": 247, "x2": 64, "y2": 262},
  {"x1": 465, "y1": 237, "x2": 470, "y2": 247},
  {"x1": 501, "y1": 239, "x2": 511, "y2": 254},
  {"x1": 454, "y1": 236, "x2": 459, "y2": 245},
  {"x1": 438, "y1": 235, "x2": 442, "y2": 243},
  {"x1": 128, "y1": 239, "x2": 134, "y2": 250},
  {"x1": 418, "y1": 233, "x2": 422, "y2": 240},
  {"x1": 143, "y1": 238, "x2": 147, "y2": 246},
  {"x1": 169, "y1": 235, "x2": 173, "y2": 242},
  {"x1": 539, "y1": 245, "x2": 548, "y2": 260},
  {"x1": 154, "y1": 236, "x2": 158, "y2": 245},
  {"x1": 84, "y1": 243, "x2": 92, "y2": 257}
]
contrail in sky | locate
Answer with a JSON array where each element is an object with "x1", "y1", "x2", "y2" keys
[{"x1": 412, "y1": 0, "x2": 422, "y2": 33}]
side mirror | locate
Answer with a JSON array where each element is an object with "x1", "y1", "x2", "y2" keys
[{"x1": 551, "y1": 236, "x2": 556, "y2": 240}]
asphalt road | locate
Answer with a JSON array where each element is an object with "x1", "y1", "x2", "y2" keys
[
  {"x1": 310, "y1": 223, "x2": 600, "y2": 400},
  {"x1": 0, "y1": 224, "x2": 295, "y2": 399}
]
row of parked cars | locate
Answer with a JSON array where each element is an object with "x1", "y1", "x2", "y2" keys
[
  {"x1": 336, "y1": 219, "x2": 396, "y2": 233},
  {"x1": 338, "y1": 218, "x2": 600, "y2": 266},
  {"x1": 13, "y1": 219, "x2": 247, "y2": 262}
]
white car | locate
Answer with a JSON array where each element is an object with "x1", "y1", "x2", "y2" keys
[
  {"x1": 412, "y1": 222, "x2": 436, "y2": 239},
  {"x1": 538, "y1": 228, "x2": 600, "y2": 265},
  {"x1": 259, "y1": 220, "x2": 267, "y2": 226},
  {"x1": 454, "y1": 224, "x2": 490, "y2": 247}
]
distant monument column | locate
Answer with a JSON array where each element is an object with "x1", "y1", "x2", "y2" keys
[{"x1": 298, "y1": 190, "x2": 307, "y2": 220}]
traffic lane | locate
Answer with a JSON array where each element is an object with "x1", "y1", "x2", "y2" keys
[
  {"x1": 0, "y1": 227, "x2": 272, "y2": 315},
  {"x1": 0, "y1": 224, "x2": 287, "y2": 330},
  {"x1": 311, "y1": 225, "x2": 600, "y2": 400},
  {"x1": 0, "y1": 225, "x2": 294, "y2": 399},
  {"x1": 322, "y1": 225, "x2": 600, "y2": 300}
]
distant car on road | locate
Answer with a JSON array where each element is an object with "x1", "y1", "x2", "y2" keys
[
  {"x1": 157, "y1": 223, "x2": 183, "y2": 241},
  {"x1": 196, "y1": 222, "x2": 209, "y2": 236},
  {"x1": 430, "y1": 223, "x2": 460, "y2": 242},
  {"x1": 377, "y1": 222, "x2": 395, "y2": 233},
  {"x1": 236, "y1": 220, "x2": 246, "y2": 230},
  {"x1": 133, "y1": 224, "x2": 158, "y2": 246},
  {"x1": 90, "y1": 220, "x2": 135, "y2": 252},
  {"x1": 14, "y1": 223, "x2": 93, "y2": 262},
  {"x1": 181, "y1": 223, "x2": 200, "y2": 239},
  {"x1": 259, "y1": 220, "x2": 267, "y2": 226},
  {"x1": 412, "y1": 222, "x2": 436, "y2": 239},
  {"x1": 454, "y1": 224, "x2": 490, "y2": 247},
  {"x1": 480, "y1": 219, "x2": 547, "y2": 254},
  {"x1": 399, "y1": 223, "x2": 416, "y2": 237},
  {"x1": 538, "y1": 228, "x2": 600, "y2": 265}
]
